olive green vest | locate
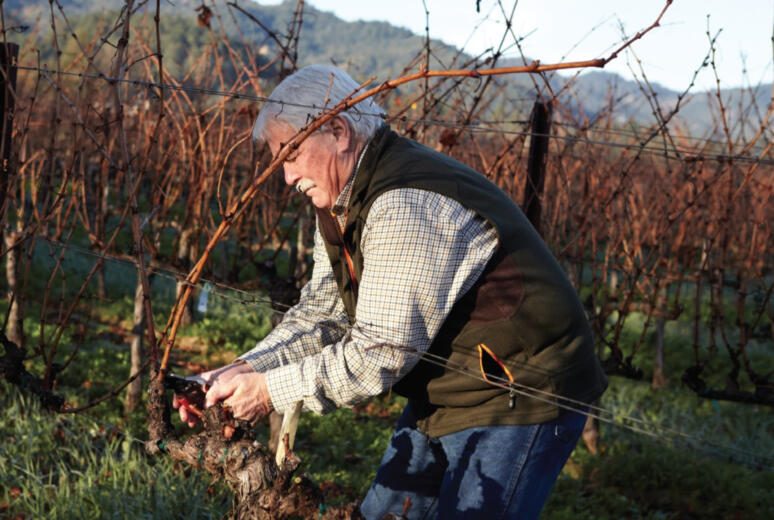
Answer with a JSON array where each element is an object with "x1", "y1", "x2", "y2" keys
[{"x1": 316, "y1": 126, "x2": 607, "y2": 437}]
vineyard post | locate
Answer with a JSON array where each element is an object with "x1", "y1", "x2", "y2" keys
[
  {"x1": 1, "y1": 42, "x2": 21, "y2": 347},
  {"x1": 0, "y1": 42, "x2": 18, "y2": 220},
  {"x1": 522, "y1": 99, "x2": 552, "y2": 235}
]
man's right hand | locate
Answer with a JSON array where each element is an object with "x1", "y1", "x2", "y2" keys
[{"x1": 173, "y1": 361, "x2": 254, "y2": 427}]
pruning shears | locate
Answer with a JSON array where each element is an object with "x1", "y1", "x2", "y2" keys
[
  {"x1": 165, "y1": 373, "x2": 244, "y2": 439},
  {"x1": 165, "y1": 372, "x2": 208, "y2": 419}
]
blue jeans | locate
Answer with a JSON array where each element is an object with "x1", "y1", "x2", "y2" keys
[{"x1": 361, "y1": 403, "x2": 585, "y2": 519}]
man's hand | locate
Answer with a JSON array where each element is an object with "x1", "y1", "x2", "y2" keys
[
  {"x1": 205, "y1": 371, "x2": 273, "y2": 424},
  {"x1": 172, "y1": 361, "x2": 254, "y2": 427}
]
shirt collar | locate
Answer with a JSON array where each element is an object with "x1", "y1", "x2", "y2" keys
[{"x1": 331, "y1": 138, "x2": 371, "y2": 217}]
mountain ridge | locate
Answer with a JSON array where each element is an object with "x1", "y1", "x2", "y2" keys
[{"x1": 4, "y1": 0, "x2": 771, "y2": 134}]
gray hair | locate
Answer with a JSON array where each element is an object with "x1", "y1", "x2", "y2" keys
[{"x1": 252, "y1": 64, "x2": 385, "y2": 144}]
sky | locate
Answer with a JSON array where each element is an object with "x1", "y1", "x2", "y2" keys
[{"x1": 260, "y1": 0, "x2": 774, "y2": 92}]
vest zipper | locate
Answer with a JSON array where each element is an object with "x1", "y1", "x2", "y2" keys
[
  {"x1": 342, "y1": 246, "x2": 358, "y2": 297},
  {"x1": 334, "y1": 211, "x2": 358, "y2": 298}
]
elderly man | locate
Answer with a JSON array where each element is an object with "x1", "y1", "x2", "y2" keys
[{"x1": 175, "y1": 64, "x2": 607, "y2": 519}]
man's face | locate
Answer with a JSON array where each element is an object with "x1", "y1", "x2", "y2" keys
[{"x1": 267, "y1": 123, "x2": 348, "y2": 210}]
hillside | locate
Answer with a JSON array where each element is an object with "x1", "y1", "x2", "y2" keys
[
  {"x1": 4, "y1": 0, "x2": 445, "y2": 78},
  {"x1": 4, "y1": 0, "x2": 771, "y2": 134}
]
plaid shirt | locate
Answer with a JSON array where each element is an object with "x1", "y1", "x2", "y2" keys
[{"x1": 239, "y1": 168, "x2": 498, "y2": 414}]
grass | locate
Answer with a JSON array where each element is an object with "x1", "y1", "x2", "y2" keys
[
  {"x1": 4, "y1": 372, "x2": 772, "y2": 519},
  {"x1": 548, "y1": 441, "x2": 774, "y2": 519},
  {"x1": 2, "y1": 247, "x2": 773, "y2": 518},
  {"x1": 543, "y1": 375, "x2": 774, "y2": 519},
  {"x1": 0, "y1": 380, "x2": 232, "y2": 519},
  {"x1": 261, "y1": 395, "x2": 406, "y2": 500}
]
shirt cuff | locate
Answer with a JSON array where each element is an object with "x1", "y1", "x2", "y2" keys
[
  {"x1": 237, "y1": 350, "x2": 281, "y2": 373},
  {"x1": 264, "y1": 363, "x2": 306, "y2": 414},
  {"x1": 238, "y1": 354, "x2": 267, "y2": 374}
]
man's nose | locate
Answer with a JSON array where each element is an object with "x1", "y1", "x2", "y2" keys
[{"x1": 283, "y1": 164, "x2": 297, "y2": 186}]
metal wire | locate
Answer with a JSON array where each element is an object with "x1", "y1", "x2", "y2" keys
[
  {"x1": 13, "y1": 228, "x2": 774, "y2": 471},
  {"x1": 5, "y1": 58, "x2": 773, "y2": 469},
  {"x1": 14, "y1": 65, "x2": 774, "y2": 166},
  {"x1": 400, "y1": 347, "x2": 774, "y2": 471}
]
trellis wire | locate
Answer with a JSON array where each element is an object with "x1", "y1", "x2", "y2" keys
[
  {"x1": 5, "y1": 45, "x2": 773, "y2": 473},
  {"x1": 12, "y1": 65, "x2": 774, "y2": 166},
  {"x1": 15, "y1": 228, "x2": 774, "y2": 472}
]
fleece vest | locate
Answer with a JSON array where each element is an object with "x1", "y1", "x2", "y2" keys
[{"x1": 316, "y1": 126, "x2": 607, "y2": 437}]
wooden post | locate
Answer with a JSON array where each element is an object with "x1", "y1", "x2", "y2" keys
[
  {"x1": 1, "y1": 43, "x2": 21, "y2": 346},
  {"x1": 522, "y1": 100, "x2": 552, "y2": 235},
  {"x1": 0, "y1": 42, "x2": 19, "y2": 217},
  {"x1": 125, "y1": 273, "x2": 146, "y2": 413}
]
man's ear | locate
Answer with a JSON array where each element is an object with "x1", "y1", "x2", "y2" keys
[{"x1": 329, "y1": 116, "x2": 353, "y2": 153}]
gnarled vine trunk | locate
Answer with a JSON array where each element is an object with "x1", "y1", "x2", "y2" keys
[{"x1": 144, "y1": 384, "x2": 362, "y2": 520}]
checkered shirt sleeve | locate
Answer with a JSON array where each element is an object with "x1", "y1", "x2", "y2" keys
[
  {"x1": 258, "y1": 188, "x2": 498, "y2": 415},
  {"x1": 237, "y1": 230, "x2": 350, "y2": 371}
]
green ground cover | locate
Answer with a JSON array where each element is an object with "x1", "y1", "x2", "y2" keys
[
  {"x1": 3, "y1": 373, "x2": 773, "y2": 519},
  {"x1": 2, "y1": 248, "x2": 773, "y2": 518}
]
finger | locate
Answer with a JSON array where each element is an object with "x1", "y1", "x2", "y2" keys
[
  {"x1": 172, "y1": 394, "x2": 180, "y2": 409},
  {"x1": 200, "y1": 369, "x2": 217, "y2": 388},
  {"x1": 205, "y1": 379, "x2": 236, "y2": 408},
  {"x1": 222, "y1": 397, "x2": 238, "y2": 417},
  {"x1": 179, "y1": 405, "x2": 189, "y2": 423},
  {"x1": 203, "y1": 362, "x2": 251, "y2": 388},
  {"x1": 223, "y1": 395, "x2": 248, "y2": 418},
  {"x1": 225, "y1": 401, "x2": 252, "y2": 423},
  {"x1": 203, "y1": 365, "x2": 234, "y2": 387}
]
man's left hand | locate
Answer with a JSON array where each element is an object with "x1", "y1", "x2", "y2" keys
[{"x1": 205, "y1": 371, "x2": 273, "y2": 423}]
